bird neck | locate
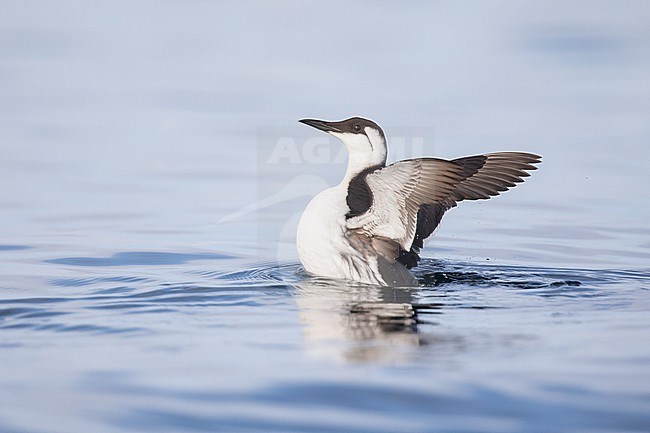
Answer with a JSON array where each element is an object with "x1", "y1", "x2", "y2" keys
[{"x1": 341, "y1": 148, "x2": 386, "y2": 186}]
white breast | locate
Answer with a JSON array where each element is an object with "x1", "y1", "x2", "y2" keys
[
  {"x1": 297, "y1": 187, "x2": 347, "y2": 271},
  {"x1": 296, "y1": 186, "x2": 384, "y2": 284}
]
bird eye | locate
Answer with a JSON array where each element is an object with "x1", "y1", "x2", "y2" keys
[{"x1": 353, "y1": 124, "x2": 361, "y2": 132}]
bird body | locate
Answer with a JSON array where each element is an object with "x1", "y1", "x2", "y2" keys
[{"x1": 297, "y1": 117, "x2": 541, "y2": 287}]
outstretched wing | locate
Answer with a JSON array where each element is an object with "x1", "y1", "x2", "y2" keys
[
  {"x1": 348, "y1": 152, "x2": 541, "y2": 268},
  {"x1": 399, "y1": 152, "x2": 541, "y2": 267}
]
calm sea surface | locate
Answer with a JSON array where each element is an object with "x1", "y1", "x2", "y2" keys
[{"x1": 1, "y1": 2, "x2": 649, "y2": 432}]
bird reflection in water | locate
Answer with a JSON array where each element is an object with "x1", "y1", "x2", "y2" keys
[{"x1": 293, "y1": 278, "x2": 443, "y2": 363}]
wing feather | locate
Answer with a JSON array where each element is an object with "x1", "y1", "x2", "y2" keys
[
  {"x1": 347, "y1": 158, "x2": 467, "y2": 251},
  {"x1": 444, "y1": 152, "x2": 541, "y2": 206}
]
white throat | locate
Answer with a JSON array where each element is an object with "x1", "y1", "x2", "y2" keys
[{"x1": 332, "y1": 128, "x2": 387, "y2": 183}]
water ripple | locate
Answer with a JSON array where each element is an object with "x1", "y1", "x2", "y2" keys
[
  {"x1": 45, "y1": 251, "x2": 233, "y2": 267},
  {"x1": 0, "y1": 245, "x2": 30, "y2": 251},
  {"x1": 1, "y1": 258, "x2": 647, "y2": 350},
  {"x1": 49, "y1": 276, "x2": 150, "y2": 287}
]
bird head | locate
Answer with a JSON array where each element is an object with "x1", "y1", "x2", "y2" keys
[{"x1": 299, "y1": 117, "x2": 387, "y2": 167}]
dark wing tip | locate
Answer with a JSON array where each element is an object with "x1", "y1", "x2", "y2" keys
[{"x1": 446, "y1": 151, "x2": 542, "y2": 204}]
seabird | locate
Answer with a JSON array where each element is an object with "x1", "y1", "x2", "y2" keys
[{"x1": 297, "y1": 117, "x2": 541, "y2": 287}]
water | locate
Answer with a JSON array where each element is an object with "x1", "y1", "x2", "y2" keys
[{"x1": 1, "y1": 1, "x2": 649, "y2": 432}]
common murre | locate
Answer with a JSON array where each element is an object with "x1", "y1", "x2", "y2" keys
[{"x1": 296, "y1": 117, "x2": 541, "y2": 287}]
